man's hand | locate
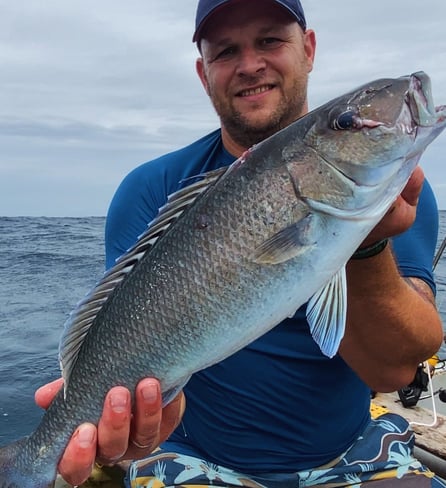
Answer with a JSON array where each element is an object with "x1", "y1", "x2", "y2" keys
[
  {"x1": 35, "y1": 378, "x2": 185, "y2": 486},
  {"x1": 360, "y1": 166, "x2": 424, "y2": 248}
]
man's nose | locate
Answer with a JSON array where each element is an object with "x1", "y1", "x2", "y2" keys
[{"x1": 235, "y1": 48, "x2": 266, "y2": 76}]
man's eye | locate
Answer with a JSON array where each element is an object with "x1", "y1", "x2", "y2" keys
[
  {"x1": 215, "y1": 46, "x2": 236, "y2": 59},
  {"x1": 261, "y1": 37, "x2": 280, "y2": 47}
]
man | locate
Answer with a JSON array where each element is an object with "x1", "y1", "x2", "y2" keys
[{"x1": 36, "y1": 0, "x2": 445, "y2": 486}]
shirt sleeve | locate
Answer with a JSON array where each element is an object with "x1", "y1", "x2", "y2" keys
[
  {"x1": 104, "y1": 162, "x2": 167, "y2": 270},
  {"x1": 391, "y1": 179, "x2": 439, "y2": 295},
  {"x1": 104, "y1": 129, "x2": 229, "y2": 271}
]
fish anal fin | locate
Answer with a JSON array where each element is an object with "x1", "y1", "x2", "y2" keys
[{"x1": 306, "y1": 266, "x2": 347, "y2": 357}]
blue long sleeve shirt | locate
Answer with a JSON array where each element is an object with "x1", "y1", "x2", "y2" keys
[{"x1": 105, "y1": 129, "x2": 438, "y2": 473}]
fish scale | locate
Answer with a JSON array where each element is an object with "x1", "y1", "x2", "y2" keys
[{"x1": 1, "y1": 72, "x2": 445, "y2": 487}]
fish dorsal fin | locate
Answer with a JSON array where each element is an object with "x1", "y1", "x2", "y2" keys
[
  {"x1": 306, "y1": 266, "x2": 347, "y2": 358},
  {"x1": 59, "y1": 166, "x2": 228, "y2": 395}
]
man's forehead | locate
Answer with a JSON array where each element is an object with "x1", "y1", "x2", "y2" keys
[
  {"x1": 194, "y1": 0, "x2": 305, "y2": 45},
  {"x1": 200, "y1": 2, "x2": 297, "y2": 44}
]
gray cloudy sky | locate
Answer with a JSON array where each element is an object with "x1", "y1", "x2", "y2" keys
[{"x1": 1, "y1": 0, "x2": 445, "y2": 216}]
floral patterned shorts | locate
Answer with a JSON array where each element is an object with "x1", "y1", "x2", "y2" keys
[{"x1": 125, "y1": 413, "x2": 446, "y2": 487}]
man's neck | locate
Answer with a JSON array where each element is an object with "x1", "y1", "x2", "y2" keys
[{"x1": 220, "y1": 129, "x2": 248, "y2": 159}]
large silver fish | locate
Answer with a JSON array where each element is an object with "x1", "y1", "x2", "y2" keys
[{"x1": 1, "y1": 72, "x2": 445, "y2": 488}]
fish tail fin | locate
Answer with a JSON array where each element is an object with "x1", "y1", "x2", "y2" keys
[{"x1": 0, "y1": 438, "x2": 55, "y2": 488}]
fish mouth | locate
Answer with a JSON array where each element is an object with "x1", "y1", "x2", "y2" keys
[
  {"x1": 399, "y1": 72, "x2": 446, "y2": 162},
  {"x1": 407, "y1": 72, "x2": 446, "y2": 128}
]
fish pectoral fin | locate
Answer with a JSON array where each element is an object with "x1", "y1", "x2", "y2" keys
[
  {"x1": 251, "y1": 217, "x2": 315, "y2": 265},
  {"x1": 306, "y1": 266, "x2": 347, "y2": 358}
]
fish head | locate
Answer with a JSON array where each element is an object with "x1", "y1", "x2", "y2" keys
[{"x1": 303, "y1": 71, "x2": 446, "y2": 188}]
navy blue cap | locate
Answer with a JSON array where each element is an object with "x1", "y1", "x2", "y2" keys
[{"x1": 193, "y1": 0, "x2": 307, "y2": 43}]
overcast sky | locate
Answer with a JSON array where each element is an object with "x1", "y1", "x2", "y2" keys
[{"x1": 1, "y1": 0, "x2": 445, "y2": 216}]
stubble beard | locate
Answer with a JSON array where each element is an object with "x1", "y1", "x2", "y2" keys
[{"x1": 211, "y1": 79, "x2": 309, "y2": 149}]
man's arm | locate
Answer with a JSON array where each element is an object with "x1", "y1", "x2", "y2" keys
[
  {"x1": 341, "y1": 249, "x2": 443, "y2": 392},
  {"x1": 340, "y1": 167, "x2": 444, "y2": 392}
]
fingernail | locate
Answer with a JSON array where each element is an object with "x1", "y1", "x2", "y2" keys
[
  {"x1": 141, "y1": 380, "x2": 159, "y2": 404},
  {"x1": 110, "y1": 391, "x2": 129, "y2": 413},
  {"x1": 77, "y1": 425, "x2": 95, "y2": 448}
]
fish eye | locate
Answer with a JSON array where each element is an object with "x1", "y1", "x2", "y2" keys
[{"x1": 331, "y1": 110, "x2": 356, "y2": 130}]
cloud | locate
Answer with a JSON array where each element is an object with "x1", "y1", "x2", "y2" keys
[{"x1": 0, "y1": 0, "x2": 445, "y2": 215}]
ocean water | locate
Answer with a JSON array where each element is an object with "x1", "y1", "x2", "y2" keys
[
  {"x1": 1, "y1": 214, "x2": 446, "y2": 445},
  {"x1": 0, "y1": 217, "x2": 105, "y2": 444}
]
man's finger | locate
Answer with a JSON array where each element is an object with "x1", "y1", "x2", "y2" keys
[
  {"x1": 159, "y1": 391, "x2": 186, "y2": 443},
  {"x1": 58, "y1": 423, "x2": 97, "y2": 486},
  {"x1": 96, "y1": 386, "x2": 132, "y2": 464},
  {"x1": 129, "y1": 378, "x2": 162, "y2": 453},
  {"x1": 401, "y1": 166, "x2": 424, "y2": 206},
  {"x1": 34, "y1": 378, "x2": 64, "y2": 409}
]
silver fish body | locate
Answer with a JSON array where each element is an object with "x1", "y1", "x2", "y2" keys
[{"x1": 0, "y1": 72, "x2": 445, "y2": 488}]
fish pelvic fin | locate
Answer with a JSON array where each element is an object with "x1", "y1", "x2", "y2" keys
[
  {"x1": 0, "y1": 438, "x2": 56, "y2": 488},
  {"x1": 306, "y1": 266, "x2": 347, "y2": 358}
]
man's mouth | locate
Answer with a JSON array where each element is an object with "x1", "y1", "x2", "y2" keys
[{"x1": 237, "y1": 84, "x2": 275, "y2": 97}]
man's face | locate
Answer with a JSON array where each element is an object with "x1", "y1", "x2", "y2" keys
[{"x1": 196, "y1": 0, "x2": 315, "y2": 152}]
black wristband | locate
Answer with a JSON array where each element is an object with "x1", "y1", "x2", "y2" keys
[{"x1": 351, "y1": 239, "x2": 388, "y2": 260}]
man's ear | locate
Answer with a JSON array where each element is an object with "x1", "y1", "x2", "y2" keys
[{"x1": 196, "y1": 57, "x2": 210, "y2": 96}]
